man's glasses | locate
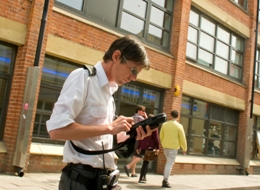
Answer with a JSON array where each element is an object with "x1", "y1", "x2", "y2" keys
[{"x1": 123, "y1": 56, "x2": 138, "y2": 76}]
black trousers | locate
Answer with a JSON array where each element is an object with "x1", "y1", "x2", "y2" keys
[{"x1": 139, "y1": 160, "x2": 149, "y2": 181}]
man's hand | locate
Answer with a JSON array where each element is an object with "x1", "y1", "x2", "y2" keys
[
  {"x1": 135, "y1": 125, "x2": 156, "y2": 140},
  {"x1": 110, "y1": 116, "x2": 134, "y2": 135}
]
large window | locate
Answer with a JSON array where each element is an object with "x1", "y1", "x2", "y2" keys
[
  {"x1": 186, "y1": 8, "x2": 244, "y2": 81},
  {"x1": 0, "y1": 42, "x2": 16, "y2": 139},
  {"x1": 33, "y1": 56, "x2": 79, "y2": 143},
  {"x1": 180, "y1": 96, "x2": 239, "y2": 158},
  {"x1": 55, "y1": 0, "x2": 174, "y2": 49}
]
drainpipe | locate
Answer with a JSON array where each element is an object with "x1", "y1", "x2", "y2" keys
[
  {"x1": 250, "y1": 0, "x2": 259, "y2": 118},
  {"x1": 241, "y1": 0, "x2": 260, "y2": 176},
  {"x1": 12, "y1": 0, "x2": 50, "y2": 177}
]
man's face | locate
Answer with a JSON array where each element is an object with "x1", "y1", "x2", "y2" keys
[{"x1": 112, "y1": 56, "x2": 143, "y2": 86}]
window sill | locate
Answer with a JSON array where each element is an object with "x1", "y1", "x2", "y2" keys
[
  {"x1": 0, "y1": 141, "x2": 7, "y2": 153},
  {"x1": 176, "y1": 155, "x2": 240, "y2": 165},
  {"x1": 30, "y1": 142, "x2": 63, "y2": 156}
]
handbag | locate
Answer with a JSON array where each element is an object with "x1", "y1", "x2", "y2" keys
[
  {"x1": 143, "y1": 149, "x2": 158, "y2": 161},
  {"x1": 143, "y1": 136, "x2": 158, "y2": 161}
]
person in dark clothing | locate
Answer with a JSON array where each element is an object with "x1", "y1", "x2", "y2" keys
[{"x1": 137, "y1": 128, "x2": 160, "y2": 183}]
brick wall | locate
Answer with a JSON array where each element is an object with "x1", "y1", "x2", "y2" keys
[{"x1": 27, "y1": 155, "x2": 65, "y2": 173}]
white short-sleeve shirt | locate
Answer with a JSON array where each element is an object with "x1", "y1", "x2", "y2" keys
[{"x1": 46, "y1": 61, "x2": 118, "y2": 169}]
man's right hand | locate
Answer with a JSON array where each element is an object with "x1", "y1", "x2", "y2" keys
[{"x1": 109, "y1": 115, "x2": 134, "y2": 135}]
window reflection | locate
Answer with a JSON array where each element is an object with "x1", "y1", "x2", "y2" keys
[
  {"x1": 56, "y1": 0, "x2": 84, "y2": 11},
  {"x1": 189, "y1": 136, "x2": 205, "y2": 155},
  {"x1": 186, "y1": 8, "x2": 244, "y2": 80},
  {"x1": 191, "y1": 118, "x2": 207, "y2": 136},
  {"x1": 215, "y1": 57, "x2": 228, "y2": 75},
  {"x1": 201, "y1": 16, "x2": 215, "y2": 35},
  {"x1": 123, "y1": 0, "x2": 146, "y2": 18},
  {"x1": 121, "y1": 12, "x2": 144, "y2": 36},
  {"x1": 0, "y1": 44, "x2": 12, "y2": 74},
  {"x1": 180, "y1": 96, "x2": 238, "y2": 158},
  {"x1": 0, "y1": 79, "x2": 6, "y2": 105}
]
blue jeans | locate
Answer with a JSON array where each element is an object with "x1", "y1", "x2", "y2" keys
[{"x1": 163, "y1": 148, "x2": 178, "y2": 181}]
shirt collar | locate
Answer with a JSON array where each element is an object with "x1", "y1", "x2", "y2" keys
[{"x1": 95, "y1": 61, "x2": 118, "y2": 94}]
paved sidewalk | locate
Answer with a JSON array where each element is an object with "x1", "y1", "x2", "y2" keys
[{"x1": 0, "y1": 172, "x2": 260, "y2": 190}]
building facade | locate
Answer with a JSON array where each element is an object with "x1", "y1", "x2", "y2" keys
[{"x1": 0, "y1": 0, "x2": 260, "y2": 176}]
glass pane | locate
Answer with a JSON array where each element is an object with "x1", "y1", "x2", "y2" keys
[
  {"x1": 162, "y1": 31, "x2": 170, "y2": 47},
  {"x1": 215, "y1": 57, "x2": 228, "y2": 75},
  {"x1": 231, "y1": 35, "x2": 243, "y2": 51},
  {"x1": 230, "y1": 64, "x2": 242, "y2": 79},
  {"x1": 186, "y1": 42, "x2": 197, "y2": 59},
  {"x1": 201, "y1": 16, "x2": 215, "y2": 35},
  {"x1": 181, "y1": 96, "x2": 191, "y2": 115},
  {"x1": 0, "y1": 79, "x2": 7, "y2": 105},
  {"x1": 180, "y1": 117, "x2": 189, "y2": 135},
  {"x1": 256, "y1": 117, "x2": 260, "y2": 130},
  {"x1": 86, "y1": 0, "x2": 118, "y2": 26},
  {"x1": 150, "y1": 6, "x2": 171, "y2": 29},
  {"x1": 142, "y1": 88, "x2": 159, "y2": 107},
  {"x1": 233, "y1": 0, "x2": 246, "y2": 8},
  {"x1": 42, "y1": 57, "x2": 78, "y2": 85},
  {"x1": 193, "y1": 99, "x2": 209, "y2": 118},
  {"x1": 216, "y1": 41, "x2": 229, "y2": 59},
  {"x1": 148, "y1": 25, "x2": 162, "y2": 45},
  {"x1": 224, "y1": 126, "x2": 237, "y2": 141},
  {"x1": 188, "y1": 26, "x2": 198, "y2": 43},
  {"x1": 123, "y1": 0, "x2": 147, "y2": 18},
  {"x1": 191, "y1": 118, "x2": 207, "y2": 136},
  {"x1": 56, "y1": 0, "x2": 84, "y2": 11},
  {"x1": 198, "y1": 49, "x2": 213, "y2": 67},
  {"x1": 217, "y1": 26, "x2": 230, "y2": 43},
  {"x1": 231, "y1": 50, "x2": 243, "y2": 66},
  {"x1": 207, "y1": 139, "x2": 221, "y2": 155},
  {"x1": 0, "y1": 44, "x2": 13, "y2": 74},
  {"x1": 38, "y1": 86, "x2": 61, "y2": 110},
  {"x1": 152, "y1": 0, "x2": 173, "y2": 11},
  {"x1": 200, "y1": 32, "x2": 214, "y2": 52},
  {"x1": 121, "y1": 12, "x2": 144, "y2": 36},
  {"x1": 211, "y1": 105, "x2": 225, "y2": 121},
  {"x1": 189, "y1": 10, "x2": 199, "y2": 26},
  {"x1": 226, "y1": 109, "x2": 239, "y2": 124},
  {"x1": 223, "y1": 141, "x2": 235, "y2": 157},
  {"x1": 189, "y1": 136, "x2": 205, "y2": 155},
  {"x1": 209, "y1": 121, "x2": 223, "y2": 138},
  {"x1": 121, "y1": 84, "x2": 141, "y2": 104}
]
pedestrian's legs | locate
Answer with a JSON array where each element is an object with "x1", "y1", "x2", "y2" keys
[
  {"x1": 139, "y1": 160, "x2": 149, "y2": 182},
  {"x1": 163, "y1": 149, "x2": 178, "y2": 181}
]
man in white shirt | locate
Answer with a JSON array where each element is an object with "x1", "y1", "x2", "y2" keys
[{"x1": 46, "y1": 35, "x2": 153, "y2": 190}]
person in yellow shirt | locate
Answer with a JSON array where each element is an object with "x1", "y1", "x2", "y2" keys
[{"x1": 160, "y1": 110, "x2": 187, "y2": 188}]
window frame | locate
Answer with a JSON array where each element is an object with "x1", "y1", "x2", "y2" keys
[
  {"x1": 54, "y1": 0, "x2": 174, "y2": 51},
  {"x1": 0, "y1": 41, "x2": 17, "y2": 140},
  {"x1": 180, "y1": 96, "x2": 239, "y2": 158},
  {"x1": 186, "y1": 8, "x2": 245, "y2": 82}
]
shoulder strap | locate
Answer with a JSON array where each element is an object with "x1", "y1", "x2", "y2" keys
[
  {"x1": 83, "y1": 64, "x2": 96, "y2": 76},
  {"x1": 70, "y1": 134, "x2": 135, "y2": 155}
]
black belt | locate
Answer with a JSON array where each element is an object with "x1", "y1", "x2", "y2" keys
[
  {"x1": 62, "y1": 163, "x2": 111, "y2": 189},
  {"x1": 68, "y1": 163, "x2": 107, "y2": 174}
]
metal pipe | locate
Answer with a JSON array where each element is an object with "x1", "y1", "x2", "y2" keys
[
  {"x1": 15, "y1": 167, "x2": 24, "y2": 177},
  {"x1": 250, "y1": 0, "x2": 259, "y2": 118},
  {"x1": 33, "y1": 0, "x2": 50, "y2": 66}
]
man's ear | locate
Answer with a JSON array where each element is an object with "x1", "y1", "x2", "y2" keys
[{"x1": 112, "y1": 50, "x2": 122, "y2": 62}]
